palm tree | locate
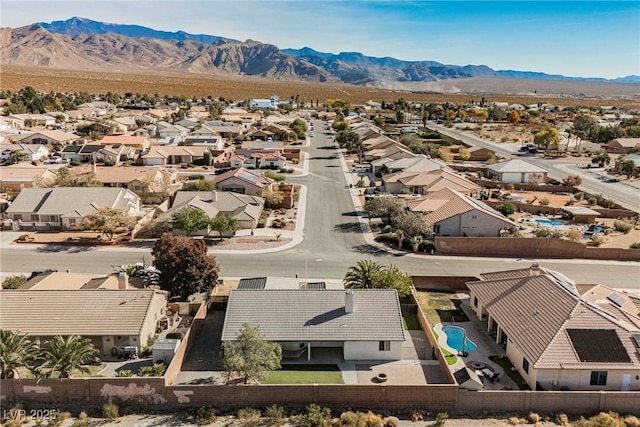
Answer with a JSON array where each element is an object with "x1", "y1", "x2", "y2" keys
[
  {"x1": 37, "y1": 335, "x2": 99, "y2": 378},
  {"x1": 0, "y1": 330, "x2": 39, "y2": 379},
  {"x1": 344, "y1": 260, "x2": 383, "y2": 290}
]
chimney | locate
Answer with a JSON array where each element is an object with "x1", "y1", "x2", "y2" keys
[
  {"x1": 530, "y1": 262, "x2": 541, "y2": 276},
  {"x1": 345, "y1": 290, "x2": 354, "y2": 313},
  {"x1": 117, "y1": 272, "x2": 129, "y2": 289}
]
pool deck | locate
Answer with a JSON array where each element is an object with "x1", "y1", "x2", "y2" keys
[{"x1": 434, "y1": 294, "x2": 519, "y2": 391}]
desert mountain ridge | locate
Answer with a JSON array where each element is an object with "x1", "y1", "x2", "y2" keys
[{"x1": 2, "y1": 17, "x2": 639, "y2": 86}]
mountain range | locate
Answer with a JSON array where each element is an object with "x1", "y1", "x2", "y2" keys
[{"x1": 2, "y1": 17, "x2": 638, "y2": 86}]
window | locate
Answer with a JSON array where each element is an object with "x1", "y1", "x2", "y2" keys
[
  {"x1": 378, "y1": 341, "x2": 391, "y2": 351},
  {"x1": 471, "y1": 215, "x2": 477, "y2": 219},
  {"x1": 590, "y1": 371, "x2": 607, "y2": 386},
  {"x1": 68, "y1": 219, "x2": 76, "y2": 226},
  {"x1": 522, "y1": 358, "x2": 529, "y2": 373},
  {"x1": 433, "y1": 224, "x2": 440, "y2": 233},
  {"x1": 31, "y1": 214, "x2": 39, "y2": 221},
  {"x1": 473, "y1": 296, "x2": 478, "y2": 308}
]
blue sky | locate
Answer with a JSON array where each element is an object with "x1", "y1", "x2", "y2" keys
[{"x1": 1, "y1": 1, "x2": 639, "y2": 79}]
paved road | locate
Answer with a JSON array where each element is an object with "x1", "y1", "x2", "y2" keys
[
  {"x1": 426, "y1": 122, "x2": 640, "y2": 212},
  {"x1": 1, "y1": 120, "x2": 638, "y2": 289}
]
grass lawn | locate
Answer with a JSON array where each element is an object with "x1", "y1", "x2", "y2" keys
[
  {"x1": 415, "y1": 291, "x2": 469, "y2": 325},
  {"x1": 403, "y1": 315, "x2": 422, "y2": 330},
  {"x1": 262, "y1": 364, "x2": 343, "y2": 384},
  {"x1": 489, "y1": 355, "x2": 530, "y2": 390}
]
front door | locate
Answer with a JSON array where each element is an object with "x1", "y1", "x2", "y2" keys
[{"x1": 621, "y1": 374, "x2": 631, "y2": 391}]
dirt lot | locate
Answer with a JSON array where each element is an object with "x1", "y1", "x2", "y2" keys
[{"x1": 3, "y1": 65, "x2": 639, "y2": 107}]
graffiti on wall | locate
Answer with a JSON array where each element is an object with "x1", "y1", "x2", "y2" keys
[
  {"x1": 23, "y1": 385, "x2": 52, "y2": 394},
  {"x1": 173, "y1": 390, "x2": 193, "y2": 403},
  {"x1": 100, "y1": 383, "x2": 167, "y2": 404}
]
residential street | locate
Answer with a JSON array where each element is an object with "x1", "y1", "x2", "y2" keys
[
  {"x1": 425, "y1": 121, "x2": 640, "y2": 212},
  {"x1": 1, "y1": 120, "x2": 638, "y2": 289}
]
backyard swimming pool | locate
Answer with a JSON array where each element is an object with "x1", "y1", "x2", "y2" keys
[
  {"x1": 534, "y1": 218, "x2": 565, "y2": 227},
  {"x1": 442, "y1": 325, "x2": 477, "y2": 353}
]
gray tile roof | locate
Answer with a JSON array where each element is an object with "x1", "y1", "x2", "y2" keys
[
  {"x1": 238, "y1": 277, "x2": 267, "y2": 290},
  {"x1": 222, "y1": 290, "x2": 405, "y2": 342},
  {"x1": 0, "y1": 290, "x2": 164, "y2": 336},
  {"x1": 6, "y1": 187, "x2": 138, "y2": 217}
]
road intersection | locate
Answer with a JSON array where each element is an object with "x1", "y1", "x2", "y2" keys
[{"x1": 1, "y1": 120, "x2": 638, "y2": 289}]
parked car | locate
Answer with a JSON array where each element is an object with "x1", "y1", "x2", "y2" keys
[{"x1": 119, "y1": 346, "x2": 138, "y2": 360}]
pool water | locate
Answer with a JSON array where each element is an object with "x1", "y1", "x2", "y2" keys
[
  {"x1": 534, "y1": 218, "x2": 564, "y2": 227},
  {"x1": 442, "y1": 325, "x2": 477, "y2": 353}
]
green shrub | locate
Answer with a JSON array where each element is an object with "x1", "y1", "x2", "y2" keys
[
  {"x1": 69, "y1": 160, "x2": 81, "y2": 166},
  {"x1": 613, "y1": 221, "x2": 632, "y2": 234},
  {"x1": 496, "y1": 202, "x2": 516, "y2": 216},
  {"x1": 237, "y1": 408, "x2": 261, "y2": 427},
  {"x1": 630, "y1": 242, "x2": 640, "y2": 249},
  {"x1": 297, "y1": 404, "x2": 331, "y2": 427},
  {"x1": 533, "y1": 228, "x2": 563, "y2": 238},
  {"x1": 166, "y1": 331, "x2": 183, "y2": 339},
  {"x1": 2, "y1": 274, "x2": 27, "y2": 289},
  {"x1": 115, "y1": 369, "x2": 133, "y2": 377},
  {"x1": 187, "y1": 174, "x2": 206, "y2": 180},
  {"x1": 102, "y1": 402, "x2": 119, "y2": 421},
  {"x1": 435, "y1": 412, "x2": 449, "y2": 427},
  {"x1": 137, "y1": 363, "x2": 166, "y2": 377},
  {"x1": 195, "y1": 406, "x2": 217, "y2": 426},
  {"x1": 265, "y1": 405, "x2": 285, "y2": 426}
]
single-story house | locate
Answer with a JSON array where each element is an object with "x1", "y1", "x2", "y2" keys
[
  {"x1": 91, "y1": 144, "x2": 136, "y2": 165},
  {"x1": 0, "y1": 289, "x2": 167, "y2": 356},
  {"x1": 75, "y1": 165, "x2": 179, "y2": 203},
  {"x1": 560, "y1": 206, "x2": 601, "y2": 224},
  {"x1": 61, "y1": 144, "x2": 104, "y2": 163},
  {"x1": 407, "y1": 188, "x2": 517, "y2": 237},
  {"x1": 222, "y1": 289, "x2": 405, "y2": 361},
  {"x1": 202, "y1": 121, "x2": 243, "y2": 139},
  {"x1": 606, "y1": 138, "x2": 640, "y2": 154},
  {"x1": 373, "y1": 154, "x2": 449, "y2": 175},
  {"x1": 19, "y1": 271, "x2": 129, "y2": 290},
  {"x1": 13, "y1": 130, "x2": 81, "y2": 146},
  {"x1": 0, "y1": 143, "x2": 50, "y2": 163},
  {"x1": 487, "y1": 159, "x2": 548, "y2": 184},
  {"x1": 467, "y1": 264, "x2": 640, "y2": 391},
  {"x1": 160, "y1": 190, "x2": 265, "y2": 230},
  {"x1": 0, "y1": 166, "x2": 57, "y2": 198},
  {"x1": 97, "y1": 135, "x2": 151, "y2": 151},
  {"x1": 213, "y1": 167, "x2": 275, "y2": 196},
  {"x1": 156, "y1": 122, "x2": 189, "y2": 141},
  {"x1": 141, "y1": 146, "x2": 211, "y2": 166},
  {"x1": 383, "y1": 169, "x2": 480, "y2": 196},
  {"x1": 5, "y1": 187, "x2": 140, "y2": 230}
]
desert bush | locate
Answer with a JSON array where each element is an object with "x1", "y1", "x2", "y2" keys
[
  {"x1": 237, "y1": 408, "x2": 262, "y2": 427},
  {"x1": 533, "y1": 228, "x2": 564, "y2": 238},
  {"x1": 411, "y1": 410, "x2": 423, "y2": 422},
  {"x1": 574, "y1": 412, "x2": 625, "y2": 427},
  {"x1": 566, "y1": 229, "x2": 583, "y2": 242},
  {"x1": 538, "y1": 197, "x2": 550, "y2": 206},
  {"x1": 47, "y1": 411, "x2": 71, "y2": 427},
  {"x1": 435, "y1": 412, "x2": 449, "y2": 427},
  {"x1": 265, "y1": 405, "x2": 286, "y2": 426},
  {"x1": 340, "y1": 411, "x2": 365, "y2": 427},
  {"x1": 507, "y1": 417, "x2": 525, "y2": 425},
  {"x1": 590, "y1": 234, "x2": 605, "y2": 247},
  {"x1": 528, "y1": 412, "x2": 541, "y2": 423},
  {"x1": 630, "y1": 242, "x2": 640, "y2": 249},
  {"x1": 71, "y1": 411, "x2": 90, "y2": 427},
  {"x1": 624, "y1": 415, "x2": 640, "y2": 427},
  {"x1": 102, "y1": 402, "x2": 119, "y2": 421},
  {"x1": 115, "y1": 369, "x2": 133, "y2": 377},
  {"x1": 556, "y1": 413, "x2": 570, "y2": 426},
  {"x1": 298, "y1": 404, "x2": 331, "y2": 427},
  {"x1": 383, "y1": 416, "x2": 400, "y2": 427},
  {"x1": 613, "y1": 221, "x2": 632, "y2": 234},
  {"x1": 362, "y1": 412, "x2": 383, "y2": 427},
  {"x1": 195, "y1": 406, "x2": 217, "y2": 426}
]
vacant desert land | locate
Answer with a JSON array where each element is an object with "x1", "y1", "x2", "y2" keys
[{"x1": 2, "y1": 65, "x2": 639, "y2": 107}]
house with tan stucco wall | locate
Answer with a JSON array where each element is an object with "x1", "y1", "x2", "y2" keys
[{"x1": 467, "y1": 265, "x2": 640, "y2": 391}]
